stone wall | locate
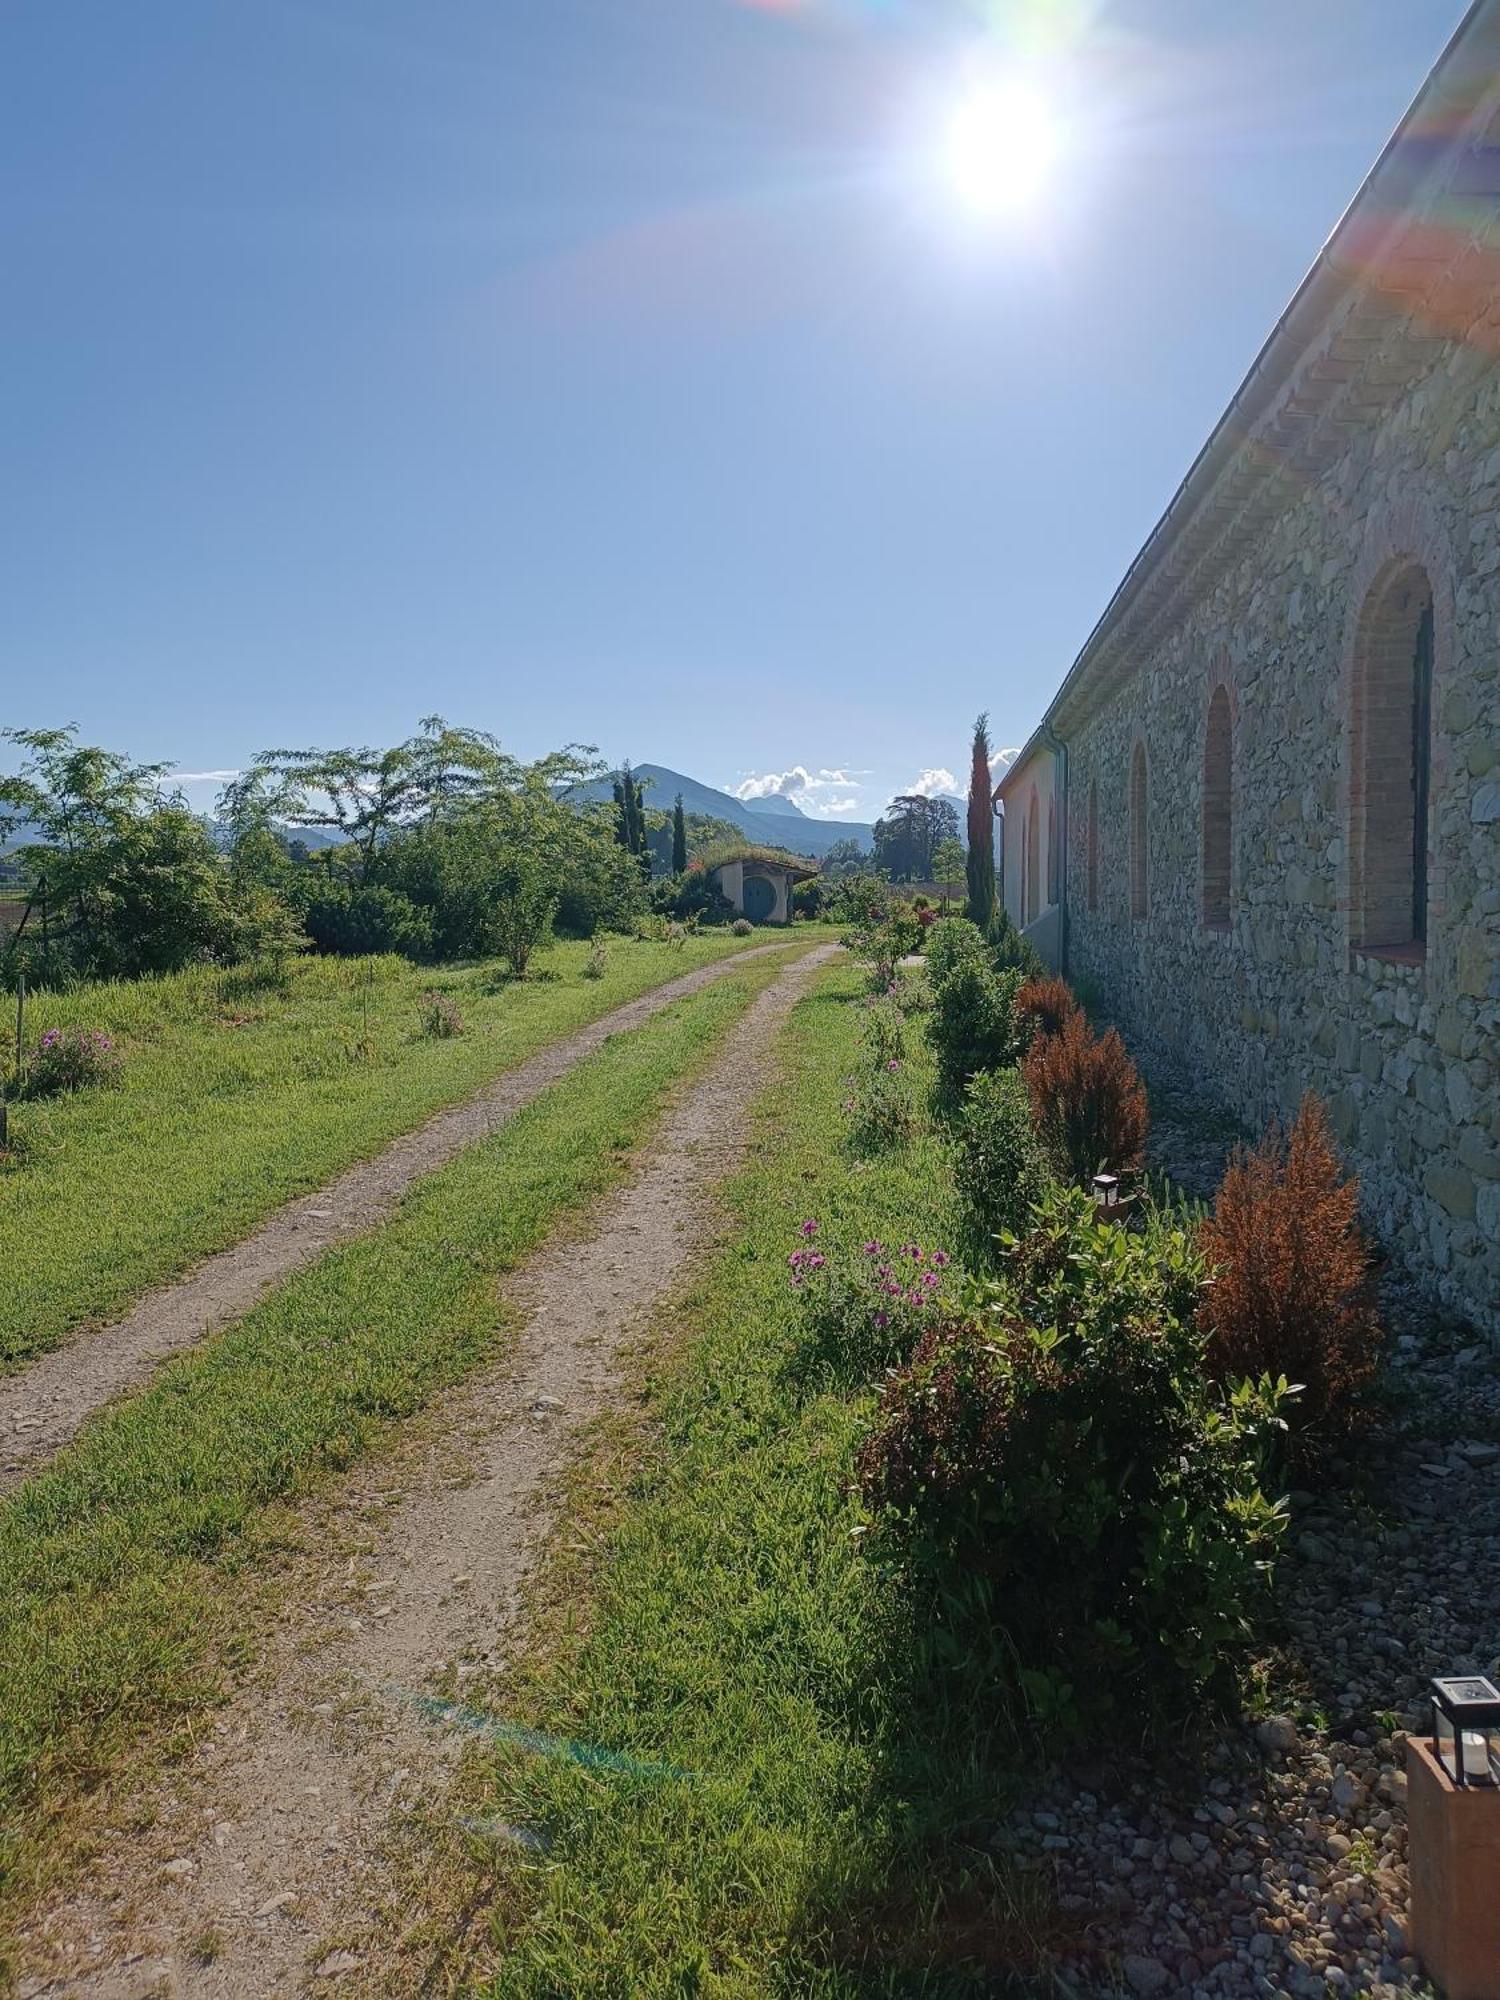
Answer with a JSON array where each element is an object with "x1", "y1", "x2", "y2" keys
[{"x1": 1065, "y1": 336, "x2": 1500, "y2": 1333}]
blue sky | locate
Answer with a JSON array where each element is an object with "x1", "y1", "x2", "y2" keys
[{"x1": 0, "y1": 0, "x2": 1468, "y2": 826}]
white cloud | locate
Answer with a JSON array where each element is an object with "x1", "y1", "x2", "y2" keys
[
  {"x1": 905, "y1": 767, "x2": 958, "y2": 799},
  {"x1": 171, "y1": 768, "x2": 242, "y2": 786},
  {"x1": 820, "y1": 796, "x2": 862, "y2": 815},
  {"x1": 733, "y1": 765, "x2": 863, "y2": 804},
  {"x1": 991, "y1": 746, "x2": 1020, "y2": 776}
]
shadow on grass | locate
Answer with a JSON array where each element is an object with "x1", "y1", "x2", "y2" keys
[{"x1": 778, "y1": 1586, "x2": 1087, "y2": 1997}]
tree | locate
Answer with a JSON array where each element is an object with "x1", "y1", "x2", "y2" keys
[
  {"x1": 933, "y1": 836, "x2": 966, "y2": 910},
  {"x1": 966, "y1": 712, "x2": 998, "y2": 931},
  {"x1": 0, "y1": 726, "x2": 280, "y2": 984},
  {"x1": 821, "y1": 837, "x2": 873, "y2": 881},
  {"x1": 873, "y1": 794, "x2": 958, "y2": 883},
  {"x1": 672, "y1": 794, "x2": 688, "y2": 874}
]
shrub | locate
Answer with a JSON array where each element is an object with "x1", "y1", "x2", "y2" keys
[
  {"x1": 924, "y1": 916, "x2": 989, "y2": 992},
  {"x1": 930, "y1": 959, "x2": 1024, "y2": 1108},
  {"x1": 731, "y1": 917, "x2": 753, "y2": 936},
  {"x1": 1023, "y1": 1011, "x2": 1148, "y2": 1184},
  {"x1": 23, "y1": 1026, "x2": 124, "y2": 1100},
  {"x1": 1198, "y1": 1093, "x2": 1382, "y2": 1448},
  {"x1": 583, "y1": 939, "x2": 607, "y2": 979},
  {"x1": 955, "y1": 1067, "x2": 1055, "y2": 1268},
  {"x1": 304, "y1": 883, "x2": 434, "y2": 961},
  {"x1": 988, "y1": 908, "x2": 1044, "y2": 978},
  {"x1": 1013, "y1": 974, "x2": 1079, "y2": 1044},
  {"x1": 856, "y1": 1187, "x2": 1289, "y2": 1738},
  {"x1": 417, "y1": 990, "x2": 464, "y2": 1039},
  {"x1": 789, "y1": 1223, "x2": 953, "y2": 1387}
]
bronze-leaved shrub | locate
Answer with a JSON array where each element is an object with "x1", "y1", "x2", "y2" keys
[
  {"x1": 1198, "y1": 1093, "x2": 1382, "y2": 1449},
  {"x1": 1022, "y1": 1010, "x2": 1148, "y2": 1184},
  {"x1": 1013, "y1": 974, "x2": 1079, "y2": 1044}
]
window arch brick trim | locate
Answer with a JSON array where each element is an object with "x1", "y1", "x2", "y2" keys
[{"x1": 1337, "y1": 493, "x2": 1456, "y2": 959}]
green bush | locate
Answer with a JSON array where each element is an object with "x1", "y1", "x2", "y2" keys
[
  {"x1": 857, "y1": 1187, "x2": 1289, "y2": 1739},
  {"x1": 954, "y1": 1067, "x2": 1054, "y2": 1268},
  {"x1": 731, "y1": 917, "x2": 753, "y2": 936},
  {"x1": 304, "y1": 883, "x2": 435, "y2": 961},
  {"x1": 987, "y1": 908, "x2": 1044, "y2": 978},
  {"x1": 929, "y1": 958, "x2": 1024, "y2": 1108},
  {"x1": 923, "y1": 915, "x2": 989, "y2": 991}
]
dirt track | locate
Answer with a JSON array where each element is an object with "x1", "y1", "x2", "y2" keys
[
  {"x1": 0, "y1": 938, "x2": 804, "y2": 1497},
  {"x1": 15, "y1": 941, "x2": 836, "y2": 1998}
]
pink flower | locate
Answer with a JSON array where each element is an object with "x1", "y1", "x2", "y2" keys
[{"x1": 800, "y1": 1220, "x2": 819, "y2": 1239}]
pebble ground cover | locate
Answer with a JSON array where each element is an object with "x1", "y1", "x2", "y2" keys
[
  {"x1": 0, "y1": 933, "x2": 759, "y2": 1372},
  {"x1": 0, "y1": 950, "x2": 790, "y2": 1929}
]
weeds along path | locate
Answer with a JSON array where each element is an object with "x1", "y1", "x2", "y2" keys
[
  {"x1": 0, "y1": 937, "x2": 807, "y2": 1496},
  {"x1": 15, "y1": 942, "x2": 838, "y2": 1999}
]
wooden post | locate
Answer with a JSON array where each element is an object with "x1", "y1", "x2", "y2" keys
[{"x1": 1408, "y1": 1734, "x2": 1500, "y2": 1998}]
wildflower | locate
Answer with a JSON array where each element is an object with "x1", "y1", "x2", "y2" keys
[
  {"x1": 886, "y1": 1059, "x2": 901, "y2": 1073},
  {"x1": 931, "y1": 1250, "x2": 951, "y2": 1268},
  {"x1": 800, "y1": 1220, "x2": 819, "y2": 1239},
  {"x1": 806, "y1": 1253, "x2": 826, "y2": 1270},
  {"x1": 862, "y1": 1240, "x2": 883, "y2": 1256},
  {"x1": 873, "y1": 1311, "x2": 889, "y2": 1330},
  {"x1": 788, "y1": 1251, "x2": 804, "y2": 1269}
]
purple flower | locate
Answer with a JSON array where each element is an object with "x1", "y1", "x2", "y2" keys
[
  {"x1": 862, "y1": 1240, "x2": 883, "y2": 1257},
  {"x1": 788, "y1": 1251, "x2": 804, "y2": 1270},
  {"x1": 806, "y1": 1253, "x2": 826, "y2": 1270},
  {"x1": 873, "y1": 1311, "x2": 889, "y2": 1330},
  {"x1": 886, "y1": 1059, "x2": 901, "y2": 1073},
  {"x1": 800, "y1": 1220, "x2": 819, "y2": 1239},
  {"x1": 931, "y1": 1250, "x2": 951, "y2": 1269},
  {"x1": 922, "y1": 1271, "x2": 940, "y2": 1288}
]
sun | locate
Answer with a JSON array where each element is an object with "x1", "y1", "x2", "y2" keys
[{"x1": 943, "y1": 79, "x2": 1060, "y2": 216}]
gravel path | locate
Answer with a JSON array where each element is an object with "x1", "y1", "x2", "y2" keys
[
  {"x1": 0, "y1": 937, "x2": 804, "y2": 1497},
  {"x1": 985, "y1": 1101, "x2": 1495, "y2": 1998},
  {"x1": 13, "y1": 942, "x2": 837, "y2": 1999}
]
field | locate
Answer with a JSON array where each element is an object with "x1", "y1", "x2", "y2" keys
[{"x1": 0, "y1": 933, "x2": 764, "y2": 1372}]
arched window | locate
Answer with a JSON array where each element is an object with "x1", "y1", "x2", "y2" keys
[
  {"x1": 1202, "y1": 685, "x2": 1232, "y2": 929},
  {"x1": 1350, "y1": 562, "x2": 1434, "y2": 953},
  {"x1": 1046, "y1": 798, "x2": 1058, "y2": 908},
  {"x1": 1026, "y1": 790, "x2": 1040, "y2": 925},
  {"x1": 1130, "y1": 742, "x2": 1148, "y2": 921},
  {"x1": 1086, "y1": 779, "x2": 1099, "y2": 912}
]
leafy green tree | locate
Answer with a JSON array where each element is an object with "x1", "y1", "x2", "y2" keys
[
  {"x1": 672, "y1": 794, "x2": 687, "y2": 874},
  {"x1": 821, "y1": 837, "x2": 873, "y2": 881},
  {"x1": 0, "y1": 726, "x2": 288, "y2": 984},
  {"x1": 966, "y1": 712, "x2": 998, "y2": 931},
  {"x1": 873, "y1": 794, "x2": 957, "y2": 882},
  {"x1": 933, "y1": 835, "x2": 966, "y2": 910}
]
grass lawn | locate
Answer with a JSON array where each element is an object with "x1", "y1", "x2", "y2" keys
[
  {"x1": 466, "y1": 962, "x2": 1052, "y2": 1998},
  {"x1": 0, "y1": 945, "x2": 805, "y2": 1924},
  {"x1": 0, "y1": 931, "x2": 769, "y2": 1373}
]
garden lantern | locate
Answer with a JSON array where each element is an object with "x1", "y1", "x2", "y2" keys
[
  {"x1": 1091, "y1": 1172, "x2": 1121, "y2": 1211},
  {"x1": 1431, "y1": 1675, "x2": 1500, "y2": 1788}
]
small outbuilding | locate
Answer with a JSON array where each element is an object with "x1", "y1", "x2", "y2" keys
[{"x1": 707, "y1": 844, "x2": 818, "y2": 927}]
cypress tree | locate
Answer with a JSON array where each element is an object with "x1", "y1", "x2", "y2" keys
[
  {"x1": 965, "y1": 712, "x2": 998, "y2": 931},
  {"x1": 613, "y1": 776, "x2": 628, "y2": 849},
  {"x1": 672, "y1": 794, "x2": 687, "y2": 874}
]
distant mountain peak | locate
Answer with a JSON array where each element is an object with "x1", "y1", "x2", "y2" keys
[{"x1": 564, "y1": 761, "x2": 871, "y2": 859}]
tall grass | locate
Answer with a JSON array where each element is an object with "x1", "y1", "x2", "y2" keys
[{"x1": 0, "y1": 934, "x2": 763, "y2": 1372}]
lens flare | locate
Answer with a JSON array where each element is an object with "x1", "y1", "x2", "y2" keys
[{"x1": 944, "y1": 78, "x2": 1060, "y2": 214}]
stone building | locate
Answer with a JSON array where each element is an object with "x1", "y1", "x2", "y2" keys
[
  {"x1": 708, "y1": 847, "x2": 815, "y2": 925},
  {"x1": 999, "y1": 2, "x2": 1500, "y2": 1332}
]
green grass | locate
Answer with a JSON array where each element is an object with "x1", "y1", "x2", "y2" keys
[
  {"x1": 0, "y1": 947, "x2": 799, "y2": 1916},
  {"x1": 468, "y1": 964, "x2": 1054, "y2": 1998},
  {"x1": 0, "y1": 932, "x2": 770, "y2": 1372}
]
